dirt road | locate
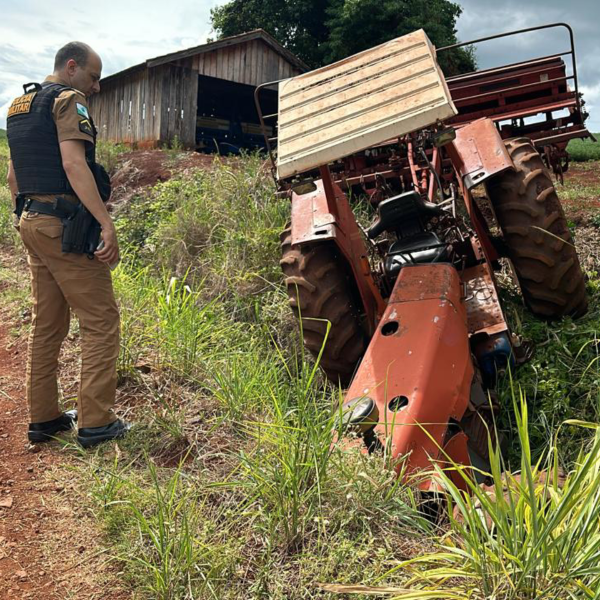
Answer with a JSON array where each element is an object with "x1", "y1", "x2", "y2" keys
[{"x1": 0, "y1": 314, "x2": 124, "y2": 599}]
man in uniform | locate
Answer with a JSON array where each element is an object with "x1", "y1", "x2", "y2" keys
[{"x1": 5, "y1": 41, "x2": 130, "y2": 448}]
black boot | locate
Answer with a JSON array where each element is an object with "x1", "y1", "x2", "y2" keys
[
  {"x1": 28, "y1": 410, "x2": 78, "y2": 443},
  {"x1": 77, "y1": 419, "x2": 132, "y2": 448}
]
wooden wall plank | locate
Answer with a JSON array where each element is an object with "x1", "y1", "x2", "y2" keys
[{"x1": 90, "y1": 37, "x2": 306, "y2": 147}]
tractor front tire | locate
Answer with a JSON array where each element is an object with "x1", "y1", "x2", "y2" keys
[
  {"x1": 280, "y1": 227, "x2": 367, "y2": 386},
  {"x1": 486, "y1": 137, "x2": 587, "y2": 318}
]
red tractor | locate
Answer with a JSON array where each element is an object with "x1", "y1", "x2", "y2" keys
[{"x1": 256, "y1": 23, "x2": 590, "y2": 489}]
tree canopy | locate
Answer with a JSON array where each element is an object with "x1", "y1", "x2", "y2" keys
[{"x1": 210, "y1": 0, "x2": 476, "y2": 75}]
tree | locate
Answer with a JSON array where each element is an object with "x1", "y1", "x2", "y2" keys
[
  {"x1": 323, "y1": 0, "x2": 475, "y2": 75},
  {"x1": 210, "y1": 0, "x2": 476, "y2": 74},
  {"x1": 210, "y1": 0, "x2": 330, "y2": 68}
]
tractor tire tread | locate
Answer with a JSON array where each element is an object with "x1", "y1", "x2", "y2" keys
[
  {"x1": 280, "y1": 227, "x2": 367, "y2": 385},
  {"x1": 485, "y1": 138, "x2": 587, "y2": 318}
]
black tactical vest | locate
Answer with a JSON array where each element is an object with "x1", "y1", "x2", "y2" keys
[{"x1": 7, "y1": 82, "x2": 96, "y2": 196}]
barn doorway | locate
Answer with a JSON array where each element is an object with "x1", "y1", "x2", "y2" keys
[{"x1": 196, "y1": 74, "x2": 278, "y2": 154}]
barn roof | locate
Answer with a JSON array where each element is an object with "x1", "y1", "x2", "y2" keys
[{"x1": 100, "y1": 29, "x2": 308, "y2": 86}]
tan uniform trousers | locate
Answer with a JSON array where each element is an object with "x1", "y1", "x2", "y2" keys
[{"x1": 19, "y1": 211, "x2": 120, "y2": 428}]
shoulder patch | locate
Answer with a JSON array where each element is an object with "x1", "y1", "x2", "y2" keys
[
  {"x1": 7, "y1": 92, "x2": 37, "y2": 118},
  {"x1": 76, "y1": 102, "x2": 89, "y2": 118},
  {"x1": 79, "y1": 118, "x2": 93, "y2": 136}
]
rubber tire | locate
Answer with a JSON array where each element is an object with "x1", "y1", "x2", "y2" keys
[
  {"x1": 280, "y1": 227, "x2": 368, "y2": 386},
  {"x1": 485, "y1": 137, "x2": 587, "y2": 318}
]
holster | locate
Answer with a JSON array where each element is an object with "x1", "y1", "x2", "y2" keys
[
  {"x1": 56, "y1": 197, "x2": 102, "y2": 258},
  {"x1": 13, "y1": 194, "x2": 26, "y2": 218}
]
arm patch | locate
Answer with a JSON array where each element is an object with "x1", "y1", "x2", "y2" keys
[{"x1": 79, "y1": 118, "x2": 93, "y2": 136}]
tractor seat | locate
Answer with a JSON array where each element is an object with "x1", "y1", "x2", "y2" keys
[
  {"x1": 384, "y1": 231, "x2": 450, "y2": 277},
  {"x1": 368, "y1": 191, "x2": 443, "y2": 239}
]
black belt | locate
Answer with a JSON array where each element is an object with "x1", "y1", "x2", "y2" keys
[{"x1": 23, "y1": 198, "x2": 74, "y2": 220}]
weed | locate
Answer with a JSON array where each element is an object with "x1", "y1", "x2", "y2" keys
[
  {"x1": 497, "y1": 282, "x2": 600, "y2": 462},
  {"x1": 350, "y1": 388, "x2": 600, "y2": 599},
  {"x1": 96, "y1": 140, "x2": 131, "y2": 174},
  {"x1": 164, "y1": 135, "x2": 184, "y2": 165},
  {"x1": 0, "y1": 138, "x2": 19, "y2": 248}
]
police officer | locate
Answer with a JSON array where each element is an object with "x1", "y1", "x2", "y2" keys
[{"x1": 6, "y1": 41, "x2": 130, "y2": 447}]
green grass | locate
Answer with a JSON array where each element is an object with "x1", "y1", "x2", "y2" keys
[
  {"x1": 341, "y1": 390, "x2": 600, "y2": 599},
  {"x1": 494, "y1": 278, "x2": 600, "y2": 462},
  {"x1": 2, "y1": 144, "x2": 600, "y2": 598},
  {"x1": 568, "y1": 134, "x2": 600, "y2": 162},
  {"x1": 0, "y1": 137, "x2": 19, "y2": 247},
  {"x1": 95, "y1": 139, "x2": 130, "y2": 174}
]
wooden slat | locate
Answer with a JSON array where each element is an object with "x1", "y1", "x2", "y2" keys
[
  {"x1": 279, "y1": 83, "x2": 448, "y2": 157},
  {"x1": 251, "y1": 40, "x2": 259, "y2": 86},
  {"x1": 277, "y1": 29, "x2": 457, "y2": 178},
  {"x1": 281, "y1": 64, "x2": 437, "y2": 127},
  {"x1": 281, "y1": 45, "x2": 431, "y2": 106},
  {"x1": 236, "y1": 44, "x2": 242, "y2": 82},
  {"x1": 257, "y1": 43, "x2": 265, "y2": 86},
  {"x1": 211, "y1": 51, "x2": 218, "y2": 78}
]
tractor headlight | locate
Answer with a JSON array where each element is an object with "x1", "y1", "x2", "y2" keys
[{"x1": 338, "y1": 397, "x2": 379, "y2": 434}]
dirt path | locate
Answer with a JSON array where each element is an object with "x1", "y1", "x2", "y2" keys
[{"x1": 0, "y1": 314, "x2": 126, "y2": 599}]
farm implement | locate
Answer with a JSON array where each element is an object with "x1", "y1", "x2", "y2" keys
[{"x1": 256, "y1": 23, "x2": 590, "y2": 489}]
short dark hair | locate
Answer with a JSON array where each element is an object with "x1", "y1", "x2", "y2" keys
[{"x1": 54, "y1": 42, "x2": 92, "y2": 71}]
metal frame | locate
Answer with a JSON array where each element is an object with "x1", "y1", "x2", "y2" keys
[
  {"x1": 254, "y1": 79, "x2": 284, "y2": 174},
  {"x1": 438, "y1": 22, "x2": 581, "y2": 114}
]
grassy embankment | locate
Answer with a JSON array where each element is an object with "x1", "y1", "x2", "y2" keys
[{"x1": 2, "y1": 136, "x2": 600, "y2": 598}]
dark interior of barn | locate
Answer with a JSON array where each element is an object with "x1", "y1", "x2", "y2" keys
[{"x1": 195, "y1": 74, "x2": 278, "y2": 154}]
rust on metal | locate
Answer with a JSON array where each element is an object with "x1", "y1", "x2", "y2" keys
[
  {"x1": 448, "y1": 118, "x2": 514, "y2": 189},
  {"x1": 390, "y1": 263, "x2": 461, "y2": 307},
  {"x1": 441, "y1": 23, "x2": 590, "y2": 155},
  {"x1": 461, "y1": 263, "x2": 508, "y2": 336},
  {"x1": 344, "y1": 264, "x2": 473, "y2": 478},
  {"x1": 290, "y1": 178, "x2": 386, "y2": 333}
]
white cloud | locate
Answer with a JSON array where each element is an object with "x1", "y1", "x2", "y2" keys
[
  {"x1": 2, "y1": 0, "x2": 598, "y2": 133},
  {"x1": 0, "y1": 0, "x2": 228, "y2": 127},
  {"x1": 456, "y1": 0, "x2": 600, "y2": 132}
]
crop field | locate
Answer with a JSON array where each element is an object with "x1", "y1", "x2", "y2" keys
[
  {"x1": 2, "y1": 140, "x2": 600, "y2": 598},
  {"x1": 567, "y1": 133, "x2": 600, "y2": 162}
]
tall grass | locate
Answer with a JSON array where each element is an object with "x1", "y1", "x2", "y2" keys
[
  {"x1": 338, "y1": 387, "x2": 600, "y2": 599},
  {"x1": 0, "y1": 137, "x2": 19, "y2": 248},
  {"x1": 3, "y1": 143, "x2": 600, "y2": 598},
  {"x1": 498, "y1": 279, "x2": 600, "y2": 461},
  {"x1": 116, "y1": 155, "x2": 287, "y2": 294},
  {"x1": 95, "y1": 139, "x2": 131, "y2": 174},
  {"x1": 84, "y1": 152, "x2": 600, "y2": 597}
]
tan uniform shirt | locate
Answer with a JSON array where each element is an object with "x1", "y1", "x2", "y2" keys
[{"x1": 30, "y1": 74, "x2": 95, "y2": 205}]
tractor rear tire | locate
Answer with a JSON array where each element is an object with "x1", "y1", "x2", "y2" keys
[
  {"x1": 485, "y1": 137, "x2": 587, "y2": 318},
  {"x1": 280, "y1": 227, "x2": 368, "y2": 386}
]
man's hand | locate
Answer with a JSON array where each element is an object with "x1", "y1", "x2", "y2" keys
[{"x1": 95, "y1": 222, "x2": 119, "y2": 265}]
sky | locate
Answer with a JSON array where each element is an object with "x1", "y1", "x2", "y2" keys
[{"x1": 0, "y1": 0, "x2": 598, "y2": 131}]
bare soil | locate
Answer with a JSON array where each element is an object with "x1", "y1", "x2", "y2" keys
[
  {"x1": 561, "y1": 162, "x2": 600, "y2": 218},
  {"x1": 0, "y1": 151, "x2": 598, "y2": 599},
  {"x1": 0, "y1": 309, "x2": 127, "y2": 598},
  {"x1": 110, "y1": 149, "x2": 220, "y2": 208}
]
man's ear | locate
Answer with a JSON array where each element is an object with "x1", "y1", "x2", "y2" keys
[{"x1": 66, "y1": 58, "x2": 78, "y2": 74}]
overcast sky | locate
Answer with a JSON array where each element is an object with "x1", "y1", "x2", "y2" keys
[{"x1": 0, "y1": 0, "x2": 598, "y2": 131}]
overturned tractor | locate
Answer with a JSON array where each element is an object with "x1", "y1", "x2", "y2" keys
[{"x1": 256, "y1": 23, "x2": 590, "y2": 489}]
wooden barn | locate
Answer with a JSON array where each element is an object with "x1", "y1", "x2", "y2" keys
[{"x1": 89, "y1": 30, "x2": 307, "y2": 152}]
